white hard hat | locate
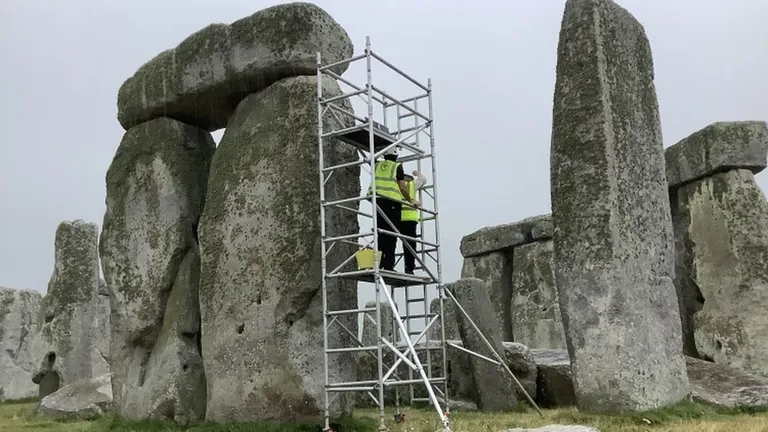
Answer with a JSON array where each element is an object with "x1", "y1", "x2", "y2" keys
[{"x1": 384, "y1": 146, "x2": 399, "y2": 156}]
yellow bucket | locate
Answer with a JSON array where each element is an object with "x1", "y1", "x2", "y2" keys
[{"x1": 355, "y1": 248, "x2": 382, "y2": 270}]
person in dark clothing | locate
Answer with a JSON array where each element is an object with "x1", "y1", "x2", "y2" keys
[
  {"x1": 400, "y1": 170, "x2": 426, "y2": 274},
  {"x1": 366, "y1": 146, "x2": 417, "y2": 271}
]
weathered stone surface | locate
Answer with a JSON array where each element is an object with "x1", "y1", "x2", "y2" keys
[
  {"x1": 531, "y1": 349, "x2": 576, "y2": 408},
  {"x1": 100, "y1": 117, "x2": 214, "y2": 422},
  {"x1": 503, "y1": 342, "x2": 538, "y2": 399},
  {"x1": 671, "y1": 169, "x2": 768, "y2": 376},
  {"x1": 31, "y1": 220, "x2": 109, "y2": 399},
  {"x1": 512, "y1": 240, "x2": 566, "y2": 349},
  {"x1": 428, "y1": 297, "x2": 459, "y2": 341},
  {"x1": 117, "y1": 2, "x2": 353, "y2": 131},
  {"x1": 450, "y1": 278, "x2": 517, "y2": 410},
  {"x1": 531, "y1": 216, "x2": 554, "y2": 240},
  {"x1": 460, "y1": 215, "x2": 551, "y2": 258},
  {"x1": 665, "y1": 121, "x2": 768, "y2": 189},
  {"x1": 0, "y1": 287, "x2": 43, "y2": 401},
  {"x1": 199, "y1": 75, "x2": 359, "y2": 422},
  {"x1": 504, "y1": 426, "x2": 600, "y2": 432},
  {"x1": 37, "y1": 374, "x2": 113, "y2": 420},
  {"x1": 551, "y1": 0, "x2": 689, "y2": 412},
  {"x1": 461, "y1": 253, "x2": 513, "y2": 341},
  {"x1": 686, "y1": 356, "x2": 768, "y2": 408}
]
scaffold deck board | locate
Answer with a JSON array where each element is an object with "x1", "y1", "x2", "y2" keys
[{"x1": 337, "y1": 269, "x2": 433, "y2": 287}]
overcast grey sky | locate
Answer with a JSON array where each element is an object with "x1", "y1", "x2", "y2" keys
[{"x1": 1, "y1": 0, "x2": 766, "y2": 300}]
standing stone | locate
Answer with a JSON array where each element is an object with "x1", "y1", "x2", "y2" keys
[
  {"x1": 356, "y1": 301, "x2": 396, "y2": 406},
  {"x1": 666, "y1": 121, "x2": 768, "y2": 358},
  {"x1": 550, "y1": 0, "x2": 689, "y2": 412},
  {"x1": 199, "y1": 75, "x2": 359, "y2": 422},
  {"x1": 461, "y1": 253, "x2": 513, "y2": 340},
  {"x1": 31, "y1": 220, "x2": 109, "y2": 398},
  {"x1": 117, "y1": 2, "x2": 353, "y2": 131},
  {"x1": 672, "y1": 170, "x2": 768, "y2": 377},
  {"x1": 511, "y1": 240, "x2": 566, "y2": 349},
  {"x1": 450, "y1": 278, "x2": 517, "y2": 411},
  {"x1": 530, "y1": 349, "x2": 576, "y2": 408},
  {"x1": 100, "y1": 117, "x2": 214, "y2": 423},
  {"x1": 0, "y1": 287, "x2": 43, "y2": 401},
  {"x1": 428, "y1": 297, "x2": 459, "y2": 341}
]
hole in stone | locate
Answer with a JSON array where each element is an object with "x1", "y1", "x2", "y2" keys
[
  {"x1": 256, "y1": 295, "x2": 262, "y2": 305},
  {"x1": 182, "y1": 364, "x2": 189, "y2": 371},
  {"x1": 45, "y1": 314, "x2": 54, "y2": 324},
  {"x1": 715, "y1": 339, "x2": 723, "y2": 351},
  {"x1": 46, "y1": 352, "x2": 56, "y2": 367},
  {"x1": 237, "y1": 324, "x2": 244, "y2": 334}
]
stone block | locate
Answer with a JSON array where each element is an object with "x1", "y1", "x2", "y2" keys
[
  {"x1": 551, "y1": 0, "x2": 689, "y2": 412},
  {"x1": 117, "y1": 2, "x2": 353, "y2": 131},
  {"x1": 461, "y1": 252, "x2": 514, "y2": 341},
  {"x1": 665, "y1": 121, "x2": 768, "y2": 188},
  {"x1": 460, "y1": 214, "x2": 551, "y2": 258}
]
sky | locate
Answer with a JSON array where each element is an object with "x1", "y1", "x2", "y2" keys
[{"x1": 1, "y1": 0, "x2": 766, "y2": 307}]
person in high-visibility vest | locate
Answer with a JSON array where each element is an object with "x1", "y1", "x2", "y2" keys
[
  {"x1": 400, "y1": 170, "x2": 427, "y2": 274},
  {"x1": 366, "y1": 147, "x2": 418, "y2": 271}
]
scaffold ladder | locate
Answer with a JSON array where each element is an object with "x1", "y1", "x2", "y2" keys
[{"x1": 316, "y1": 36, "x2": 540, "y2": 432}]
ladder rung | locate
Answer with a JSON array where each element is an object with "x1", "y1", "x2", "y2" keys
[
  {"x1": 401, "y1": 313, "x2": 432, "y2": 320},
  {"x1": 406, "y1": 298, "x2": 426, "y2": 303}
]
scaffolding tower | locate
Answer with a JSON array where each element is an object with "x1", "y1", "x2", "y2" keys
[{"x1": 317, "y1": 37, "x2": 539, "y2": 432}]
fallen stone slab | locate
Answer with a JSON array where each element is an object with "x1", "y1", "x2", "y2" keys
[
  {"x1": 686, "y1": 356, "x2": 768, "y2": 408},
  {"x1": 460, "y1": 214, "x2": 551, "y2": 257},
  {"x1": 37, "y1": 374, "x2": 113, "y2": 420},
  {"x1": 503, "y1": 426, "x2": 599, "y2": 432},
  {"x1": 531, "y1": 349, "x2": 575, "y2": 408},
  {"x1": 551, "y1": 0, "x2": 689, "y2": 412},
  {"x1": 665, "y1": 121, "x2": 768, "y2": 189},
  {"x1": 671, "y1": 169, "x2": 768, "y2": 377},
  {"x1": 117, "y1": 2, "x2": 354, "y2": 131}
]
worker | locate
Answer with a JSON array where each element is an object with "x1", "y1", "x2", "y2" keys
[
  {"x1": 366, "y1": 146, "x2": 418, "y2": 271},
  {"x1": 400, "y1": 170, "x2": 427, "y2": 274}
]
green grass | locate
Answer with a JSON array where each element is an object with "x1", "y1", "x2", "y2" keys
[{"x1": 2, "y1": 399, "x2": 767, "y2": 432}]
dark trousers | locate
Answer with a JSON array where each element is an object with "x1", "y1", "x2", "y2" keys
[
  {"x1": 401, "y1": 220, "x2": 418, "y2": 273},
  {"x1": 376, "y1": 198, "x2": 401, "y2": 271}
]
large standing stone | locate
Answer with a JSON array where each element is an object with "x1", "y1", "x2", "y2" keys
[
  {"x1": 672, "y1": 169, "x2": 768, "y2": 377},
  {"x1": 100, "y1": 117, "x2": 214, "y2": 423},
  {"x1": 199, "y1": 75, "x2": 359, "y2": 422},
  {"x1": 450, "y1": 278, "x2": 517, "y2": 411},
  {"x1": 117, "y1": 2, "x2": 353, "y2": 131},
  {"x1": 0, "y1": 287, "x2": 43, "y2": 401},
  {"x1": 511, "y1": 240, "x2": 566, "y2": 349},
  {"x1": 550, "y1": 0, "x2": 689, "y2": 412},
  {"x1": 665, "y1": 121, "x2": 768, "y2": 188},
  {"x1": 31, "y1": 220, "x2": 109, "y2": 398},
  {"x1": 461, "y1": 253, "x2": 513, "y2": 340}
]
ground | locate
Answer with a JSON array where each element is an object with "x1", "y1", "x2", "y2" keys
[{"x1": 1, "y1": 399, "x2": 767, "y2": 432}]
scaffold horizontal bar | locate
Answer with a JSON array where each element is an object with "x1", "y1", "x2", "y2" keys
[
  {"x1": 321, "y1": 123, "x2": 367, "y2": 139},
  {"x1": 397, "y1": 124, "x2": 431, "y2": 136},
  {"x1": 328, "y1": 269, "x2": 434, "y2": 287},
  {"x1": 322, "y1": 69, "x2": 387, "y2": 105},
  {"x1": 375, "y1": 228, "x2": 438, "y2": 247},
  {"x1": 370, "y1": 51, "x2": 429, "y2": 91},
  {"x1": 323, "y1": 232, "x2": 372, "y2": 243},
  {"x1": 320, "y1": 88, "x2": 367, "y2": 105},
  {"x1": 318, "y1": 53, "x2": 366, "y2": 72},
  {"x1": 323, "y1": 195, "x2": 367, "y2": 207},
  {"x1": 326, "y1": 307, "x2": 375, "y2": 316},
  {"x1": 327, "y1": 386, "x2": 375, "y2": 392},
  {"x1": 400, "y1": 313, "x2": 433, "y2": 320},
  {"x1": 398, "y1": 153, "x2": 432, "y2": 163},
  {"x1": 371, "y1": 85, "x2": 430, "y2": 122},
  {"x1": 395, "y1": 247, "x2": 438, "y2": 257},
  {"x1": 327, "y1": 102, "x2": 367, "y2": 124},
  {"x1": 322, "y1": 156, "x2": 371, "y2": 173},
  {"x1": 326, "y1": 346, "x2": 378, "y2": 353},
  {"x1": 385, "y1": 92, "x2": 429, "y2": 107},
  {"x1": 383, "y1": 377, "x2": 445, "y2": 387}
]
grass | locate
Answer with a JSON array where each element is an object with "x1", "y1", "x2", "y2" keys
[{"x1": 1, "y1": 400, "x2": 767, "y2": 432}]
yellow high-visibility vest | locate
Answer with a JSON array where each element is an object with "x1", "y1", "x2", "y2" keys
[
  {"x1": 366, "y1": 160, "x2": 403, "y2": 202},
  {"x1": 401, "y1": 181, "x2": 419, "y2": 222}
]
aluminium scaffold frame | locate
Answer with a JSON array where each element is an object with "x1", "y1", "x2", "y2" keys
[{"x1": 316, "y1": 36, "x2": 540, "y2": 432}]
